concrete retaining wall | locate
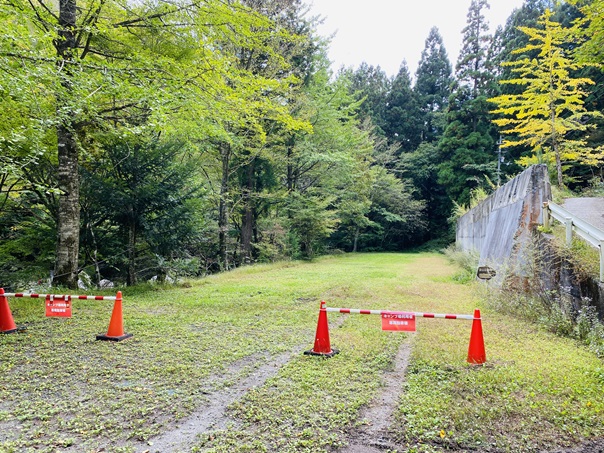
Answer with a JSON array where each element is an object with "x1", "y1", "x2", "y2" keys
[
  {"x1": 456, "y1": 164, "x2": 604, "y2": 320},
  {"x1": 456, "y1": 164, "x2": 552, "y2": 273}
]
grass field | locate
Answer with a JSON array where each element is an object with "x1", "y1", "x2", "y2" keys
[{"x1": 1, "y1": 252, "x2": 603, "y2": 452}]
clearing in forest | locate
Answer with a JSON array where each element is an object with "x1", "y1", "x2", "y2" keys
[{"x1": 1, "y1": 253, "x2": 603, "y2": 452}]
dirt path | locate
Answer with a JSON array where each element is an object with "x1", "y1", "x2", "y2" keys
[
  {"x1": 136, "y1": 316, "x2": 349, "y2": 453},
  {"x1": 135, "y1": 350, "x2": 296, "y2": 453},
  {"x1": 145, "y1": 327, "x2": 415, "y2": 453},
  {"x1": 339, "y1": 336, "x2": 413, "y2": 453},
  {"x1": 129, "y1": 307, "x2": 423, "y2": 453}
]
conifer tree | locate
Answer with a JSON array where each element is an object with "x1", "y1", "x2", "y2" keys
[
  {"x1": 393, "y1": 27, "x2": 453, "y2": 240},
  {"x1": 349, "y1": 63, "x2": 391, "y2": 137},
  {"x1": 384, "y1": 62, "x2": 422, "y2": 153},
  {"x1": 456, "y1": 0, "x2": 493, "y2": 97},
  {"x1": 494, "y1": 0, "x2": 552, "y2": 91},
  {"x1": 414, "y1": 27, "x2": 453, "y2": 143},
  {"x1": 438, "y1": 0, "x2": 497, "y2": 205}
]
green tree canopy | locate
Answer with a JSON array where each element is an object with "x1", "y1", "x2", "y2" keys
[
  {"x1": 0, "y1": 0, "x2": 308, "y2": 286},
  {"x1": 489, "y1": 9, "x2": 602, "y2": 187}
]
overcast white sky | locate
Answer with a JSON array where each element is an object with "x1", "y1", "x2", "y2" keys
[{"x1": 306, "y1": 0, "x2": 526, "y2": 78}]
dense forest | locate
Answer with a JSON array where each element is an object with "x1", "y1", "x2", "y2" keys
[{"x1": 1, "y1": 0, "x2": 602, "y2": 289}]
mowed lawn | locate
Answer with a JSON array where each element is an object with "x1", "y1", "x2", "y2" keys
[{"x1": 1, "y1": 253, "x2": 603, "y2": 452}]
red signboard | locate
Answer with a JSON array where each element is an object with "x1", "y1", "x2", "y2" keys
[
  {"x1": 381, "y1": 311, "x2": 416, "y2": 332},
  {"x1": 45, "y1": 295, "x2": 72, "y2": 318}
]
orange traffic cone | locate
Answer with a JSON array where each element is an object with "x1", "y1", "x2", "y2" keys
[
  {"x1": 96, "y1": 291, "x2": 133, "y2": 341},
  {"x1": 467, "y1": 309, "x2": 486, "y2": 364},
  {"x1": 0, "y1": 288, "x2": 19, "y2": 334},
  {"x1": 304, "y1": 301, "x2": 339, "y2": 357}
]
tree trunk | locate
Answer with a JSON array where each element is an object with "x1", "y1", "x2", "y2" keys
[
  {"x1": 352, "y1": 227, "x2": 359, "y2": 253},
  {"x1": 53, "y1": 0, "x2": 80, "y2": 288},
  {"x1": 86, "y1": 220, "x2": 102, "y2": 284},
  {"x1": 287, "y1": 148, "x2": 294, "y2": 192},
  {"x1": 54, "y1": 125, "x2": 80, "y2": 288},
  {"x1": 554, "y1": 141, "x2": 564, "y2": 188},
  {"x1": 127, "y1": 218, "x2": 137, "y2": 286},
  {"x1": 551, "y1": 105, "x2": 564, "y2": 188},
  {"x1": 286, "y1": 137, "x2": 296, "y2": 192},
  {"x1": 240, "y1": 157, "x2": 255, "y2": 263},
  {"x1": 218, "y1": 143, "x2": 231, "y2": 270}
]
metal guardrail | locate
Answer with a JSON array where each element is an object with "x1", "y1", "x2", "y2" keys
[{"x1": 543, "y1": 201, "x2": 604, "y2": 282}]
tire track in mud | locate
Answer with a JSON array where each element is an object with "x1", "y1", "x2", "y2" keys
[
  {"x1": 137, "y1": 350, "x2": 295, "y2": 453},
  {"x1": 340, "y1": 337, "x2": 413, "y2": 453},
  {"x1": 136, "y1": 315, "x2": 348, "y2": 453}
]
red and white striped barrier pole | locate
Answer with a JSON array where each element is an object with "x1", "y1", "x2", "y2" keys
[
  {"x1": 5, "y1": 293, "x2": 117, "y2": 301},
  {"x1": 0, "y1": 290, "x2": 132, "y2": 341},
  {"x1": 325, "y1": 307, "x2": 476, "y2": 320},
  {"x1": 305, "y1": 301, "x2": 486, "y2": 364}
]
